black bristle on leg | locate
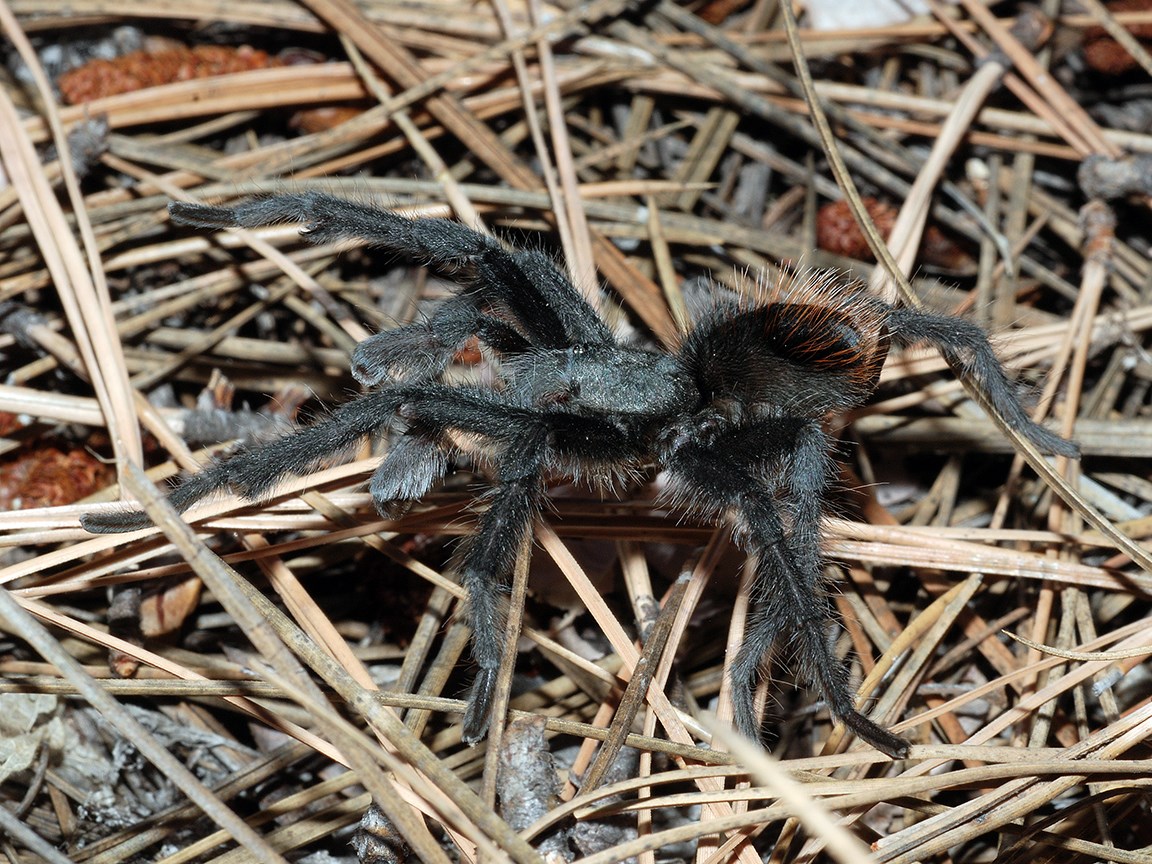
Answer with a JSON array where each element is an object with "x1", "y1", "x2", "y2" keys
[
  {"x1": 81, "y1": 389, "x2": 406, "y2": 534},
  {"x1": 167, "y1": 202, "x2": 241, "y2": 228}
]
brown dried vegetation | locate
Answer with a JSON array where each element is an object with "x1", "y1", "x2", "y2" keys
[
  {"x1": 58, "y1": 44, "x2": 279, "y2": 104},
  {"x1": 2, "y1": 2, "x2": 1152, "y2": 863}
]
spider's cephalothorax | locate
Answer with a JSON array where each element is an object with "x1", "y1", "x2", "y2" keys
[{"x1": 82, "y1": 193, "x2": 1079, "y2": 758}]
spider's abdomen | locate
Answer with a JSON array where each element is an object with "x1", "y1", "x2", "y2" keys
[
  {"x1": 746, "y1": 302, "x2": 880, "y2": 372},
  {"x1": 679, "y1": 275, "x2": 890, "y2": 414}
]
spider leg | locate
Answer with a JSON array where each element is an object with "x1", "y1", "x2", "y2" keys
[
  {"x1": 456, "y1": 430, "x2": 547, "y2": 742},
  {"x1": 378, "y1": 385, "x2": 645, "y2": 740},
  {"x1": 886, "y1": 307, "x2": 1078, "y2": 458},
  {"x1": 351, "y1": 295, "x2": 531, "y2": 387},
  {"x1": 81, "y1": 388, "x2": 407, "y2": 533},
  {"x1": 663, "y1": 417, "x2": 908, "y2": 758},
  {"x1": 727, "y1": 511, "x2": 908, "y2": 759},
  {"x1": 368, "y1": 427, "x2": 449, "y2": 518},
  {"x1": 381, "y1": 391, "x2": 548, "y2": 742},
  {"x1": 170, "y1": 194, "x2": 613, "y2": 349}
]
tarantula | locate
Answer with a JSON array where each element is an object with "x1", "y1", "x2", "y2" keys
[{"x1": 83, "y1": 193, "x2": 1078, "y2": 758}]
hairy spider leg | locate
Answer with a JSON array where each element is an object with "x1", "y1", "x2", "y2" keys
[
  {"x1": 660, "y1": 414, "x2": 909, "y2": 759},
  {"x1": 169, "y1": 193, "x2": 613, "y2": 354},
  {"x1": 368, "y1": 427, "x2": 450, "y2": 519},
  {"x1": 352, "y1": 296, "x2": 532, "y2": 386},
  {"x1": 751, "y1": 416, "x2": 908, "y2": 759},
  {"x1": 370, "y1": 384, "x2": 647, "y2": 741},
  {"x1": 80, "y1": 389, "x2": 407, "y2": 534},
  {"x1": 458, "y1": 429, "x2": 548, "y2": 743},
  {"x1": 885, "y1": 307, "x2": 1079, "y2": 459},
  {"x1": 733, "y1": 496, "x2": 909, "y2": 760}
]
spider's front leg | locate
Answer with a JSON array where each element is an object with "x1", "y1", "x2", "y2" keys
[
  {"x1": 169, "y1": 193, "x2": 613, "y2": 361},
  {"x1": 663, "y1": 416, "x2": 909, "y2": 759},
  {"x1": 81, "y1": 388, "x2": 407, "y2": 533}
]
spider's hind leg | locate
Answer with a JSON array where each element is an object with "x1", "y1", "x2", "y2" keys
[
  {"x1": 664, "y1": 416, "x2": 909, "y2": 758},
  {"x1": 886, "y1": 306, "x2": 1078, "y2": 458},
  {"x1": 728, "y1": 533, "x2": 909, "y2": 759}
]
